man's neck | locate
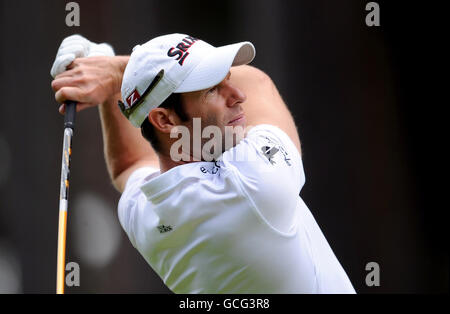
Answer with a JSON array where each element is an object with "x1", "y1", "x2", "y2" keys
[{"x1": 158, "y1": 153, "x2": 192, "y2": 174}]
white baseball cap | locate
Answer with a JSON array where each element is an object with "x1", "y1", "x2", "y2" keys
[{"x1": 120, "y1": 33, "x2": 256, "y2": 127}]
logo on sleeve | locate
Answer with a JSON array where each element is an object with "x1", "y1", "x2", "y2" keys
[
  {"x1": 261, "y1": 146, "x2": 279, "y2": 165},
  {"x1": 262, "y1": 137, "x2": 292, "y2": 167}
]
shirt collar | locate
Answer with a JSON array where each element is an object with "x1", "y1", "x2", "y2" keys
[{"x1": 140, "y1": 161, "x2": 221, "y2": 203}]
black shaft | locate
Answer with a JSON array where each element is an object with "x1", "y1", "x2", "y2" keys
[{"x1": 64, "y1": 101, "x2": 77, "y2": 130}]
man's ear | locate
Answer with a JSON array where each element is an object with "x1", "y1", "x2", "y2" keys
[{"x1": 147, "y1": 108, "x2": 178, "y2": 134}]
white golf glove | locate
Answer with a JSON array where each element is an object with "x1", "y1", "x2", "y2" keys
[{"x1": 50, "y1": 34, "x2": 115, "y2": 78}]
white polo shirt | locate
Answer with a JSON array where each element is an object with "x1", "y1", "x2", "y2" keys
[{"x1": 118, "y1": 124, "x2": 355, "y2": 294}]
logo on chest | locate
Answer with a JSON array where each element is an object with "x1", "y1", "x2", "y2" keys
[{"x1": 157, "y1": 225, "x2": 173, "y2": 234}]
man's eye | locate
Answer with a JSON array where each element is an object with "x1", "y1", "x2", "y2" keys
[{"x1": 207, "y1": 86, "x2": 217, "y2": 94}]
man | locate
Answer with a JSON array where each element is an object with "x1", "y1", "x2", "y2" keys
[{"x1": 51, "y1": 34, "x2": 355, "y2": 293}]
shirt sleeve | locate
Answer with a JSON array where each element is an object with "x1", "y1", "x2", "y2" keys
[
  {"x1": 117, "y1": 167, "x2": 159, "y2": 247},
  {"x1": 219, "y1": 124, "x2": 305, "y2": 233}
]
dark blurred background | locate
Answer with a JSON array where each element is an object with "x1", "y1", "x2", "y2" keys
[{"x1": 0, "y1": 0, "x2": 446, "y2": 293}]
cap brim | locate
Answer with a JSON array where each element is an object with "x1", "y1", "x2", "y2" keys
[{"x1": 174, "y1": 42, "x2": 255, "y2": 93}]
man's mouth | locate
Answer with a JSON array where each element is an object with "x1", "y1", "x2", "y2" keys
[{"x1": 228, "y1": 113, "x2": 245, "y2": 125}]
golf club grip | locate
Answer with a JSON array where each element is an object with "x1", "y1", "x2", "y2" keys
[{"x1": 64, "y1": 101, "x2": 77, "y2": 129}]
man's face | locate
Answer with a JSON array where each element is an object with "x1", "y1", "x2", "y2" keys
[{"x1": 179, "y1": 71, "x2": 247, "y2": 158}]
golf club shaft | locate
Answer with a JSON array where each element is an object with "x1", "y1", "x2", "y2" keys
[{"x1": 57, "y1": 101, "x2": 76, "y2": 294}]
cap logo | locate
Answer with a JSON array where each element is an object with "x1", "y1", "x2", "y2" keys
[
  {"x1": 126, "y1": 89, "x2": 141, "y2": 109},
  {"x1": 118, "y1": 69, "x2": 165, "y2": 121},
  {"x1": 167, "y1": 36, "x2": 199, "y2": 66}
]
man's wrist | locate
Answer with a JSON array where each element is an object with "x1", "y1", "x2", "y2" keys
[
  {"x1": 112, "y1": 56, "x2": 130, "y2": 94},
  {"x1": 100, "y1": 92, "x2": 122, "y2": 110}
]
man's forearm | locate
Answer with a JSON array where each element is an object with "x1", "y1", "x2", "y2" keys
[
  {"x1": 98, "y1": 57, "x2": 159, "y2": 190},
  {"x1": 231, "y1": 65, "x2": 301, "y2": 153}
]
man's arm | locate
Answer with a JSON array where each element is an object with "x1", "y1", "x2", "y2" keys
[
  {"x1": 230, "y1": 65, "x2": 301, "y2": 154},
  {"x1": 99, "y1": 91, "x2": 159, "y2": 192},
  {"x1": 52, "y1": 56, "x2": 159, "y2": 192}
]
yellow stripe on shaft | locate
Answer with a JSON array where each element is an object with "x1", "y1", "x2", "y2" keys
[{"x1": 56, "y1": 209, "x2": 67, "y2": 294}]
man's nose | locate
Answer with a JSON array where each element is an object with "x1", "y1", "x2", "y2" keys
[{"x1": 225, "y1": 82, "x2": 247, "y2": 107}]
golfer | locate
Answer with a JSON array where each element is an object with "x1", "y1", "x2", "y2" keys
[{"x1": 50, "y1": 33, "x2": 355, "y2": 294}]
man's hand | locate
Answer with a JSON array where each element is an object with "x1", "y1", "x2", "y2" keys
[
  {"x1": 50, "y1": 34, "x2": 114, "y2": 78},
  {"x1": 50, "y1": 35, "x2": 158, "y2": 193},
  {"x1": 50, "y1": 34, "x2": 121, "y2": 114},
  {"x1": 51, "y1": 56, "x2": 129, "y2": 113}
]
